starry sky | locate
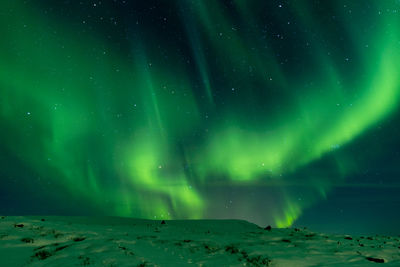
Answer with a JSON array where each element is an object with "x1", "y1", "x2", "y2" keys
[{"x1": 1, "y1": 0, "x2": 400, "y2": 235}]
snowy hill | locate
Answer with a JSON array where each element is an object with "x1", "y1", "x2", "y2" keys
[{"x1": 0, "y1": 216, "x2": 399, "y2": 266}]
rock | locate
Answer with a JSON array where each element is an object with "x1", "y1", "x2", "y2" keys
[
  {"x1": 72, "y1": 237, "x2": 86, "y2": 242},
  {"x1": 366, "y1": 257, "x2": 384, "y2": 263},
  {"x1": 264, "y1": 225, "x2": 272, "y2": 231},
  {"x1": 21, "y1": 237, "x2": 34, "y2": 243},
  {"x1": 33, "y1": 250, "x2": 52, "y2": 260}
]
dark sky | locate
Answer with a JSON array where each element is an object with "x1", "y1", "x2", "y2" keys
[{"x1": 1, "y1": 0, "x2": 400, "y2": 235}]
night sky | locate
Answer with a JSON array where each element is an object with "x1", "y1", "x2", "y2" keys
[{"x1": 1, "y1": 0, "x2": 400, "y2": 235}]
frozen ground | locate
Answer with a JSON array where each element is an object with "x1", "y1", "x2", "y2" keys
[{"x1": 0, "y1": 216, "x2": 399, "y2": 266}]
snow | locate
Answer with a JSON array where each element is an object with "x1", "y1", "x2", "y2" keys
[{"x1": 0, "y1": 216, "x2": 399, "y2": 266}]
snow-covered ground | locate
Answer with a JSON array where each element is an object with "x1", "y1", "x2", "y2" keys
[{"x1": 0, "y1": 216, "x2": 399, "y2": 266}]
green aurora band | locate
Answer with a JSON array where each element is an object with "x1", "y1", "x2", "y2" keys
[{"x1": 1, "y1": 0, "x2": 399, "y2": 227}]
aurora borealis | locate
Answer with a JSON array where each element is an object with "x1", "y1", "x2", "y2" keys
[{"x1": 1, "y1": 0, "x2": 400, "y2": 233}]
